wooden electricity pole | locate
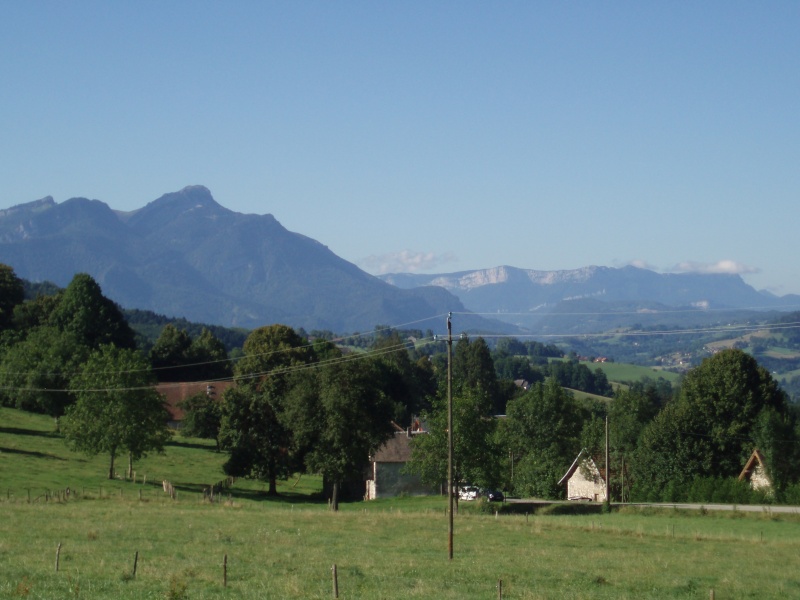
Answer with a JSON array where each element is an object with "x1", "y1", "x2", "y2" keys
[
  {"x1": 605, "y1": 415, "x2": 610, "y2": 504},
  {"x1": 447, "y1": 312, "x2": 454, "y2": 560}
]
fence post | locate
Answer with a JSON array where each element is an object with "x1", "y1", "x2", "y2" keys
[
  {"x1": 224, "y1": 554, "x2": 228, "y2": 587},
  {"x1": 55, "y1": 543, "x2": 62, "y2": 572},
  {"x1": 133, "y1": 551, "x2": 138, "y2": 578},
  {"x1": 332, "y1": 564, "x2": 339, "y2": 598},
  {"x1": 497, "y1": 578, "x2": 503, "y2": 599}
]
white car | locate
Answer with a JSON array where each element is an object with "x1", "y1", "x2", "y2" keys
[{"x1": 458, "y1": 486, "x2": 479, "y2": 501}]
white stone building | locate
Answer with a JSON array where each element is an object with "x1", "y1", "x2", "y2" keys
[{"x1": 558, "y1": 451, "x2": 608, "y2": 502}]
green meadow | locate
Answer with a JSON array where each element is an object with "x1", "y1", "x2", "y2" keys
[
  {"x1": 579, "y1": 361, "x2": 682, "y2": 385},
  {"x1": 3, "y1": 407, "x2": 800, "y2": 599}
]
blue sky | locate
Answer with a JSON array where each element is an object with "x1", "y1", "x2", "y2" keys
[{"x1": 2, "y1": 2, "x2": 799, "y2": 295}]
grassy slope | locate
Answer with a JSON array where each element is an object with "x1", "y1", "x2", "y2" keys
[
  {"x1": 3, "y1": 408, "x2": 800, "y2": 599},
  {"x1": 582, "y1": 361, "x2": 682, "y2": 385}
]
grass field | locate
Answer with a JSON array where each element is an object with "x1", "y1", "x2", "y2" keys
[
  {"x1": 580, "y1": 361, "x2": 682, "y2": 385},
  {"x1": 3, "y1": 407, "x2": 800, "y2": 599}
]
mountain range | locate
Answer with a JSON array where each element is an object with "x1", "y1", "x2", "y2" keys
[
  {"x1": 380, "y1": 266, "x2": 800, "y2": 331},
  {"x1": 2, "y1": 186, "x2": 798, "y2": 335},
  {"x1": 0, "y1": 186, "x2": 507, "y2": 334}
]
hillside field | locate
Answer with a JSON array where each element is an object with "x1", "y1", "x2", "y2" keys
[
  {"x1": 579, "y1": 361, "x2": 682, "y2": 385},
  {"x1": 3, "y1": 408, "x2": 800, "y2": 599}
]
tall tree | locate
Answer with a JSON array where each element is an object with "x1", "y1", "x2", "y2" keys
[
  {"x1": 408, "y1": 385, "x2": 501, "y2": 493},
  {"x1": 301, "y1": 358, "x2": 396, "y2": 510},
  {"x1": 501, "y1": 378, "x2": 583, "y2": 499},
  {"x1": 0, "y1": 264, "x2": 24, "y2": 331},
  {"x1": 49, "y1": 273, "x2": 136, "y2": 349},
  {"x1": 149, "y1": 324, "x2": 193, "y2": 381},
  {"x1": 188, "y1": 327, "x2": 231, "y2": 380},
  {"x1": 633, "y1": 349, "x2": 797, "y2": 498},
  {"x1": 179, "y1": 391, "x2": 223, "y2": 449},
  {"x1": 150, "y1": 325, "x2": 231, "y2": 382},
  {"x1": 370, "y1": 332, "x2": 434, "y2": 424},
  {"x1": 62, "y1": 345, "x2": 169, "y2": 479},
  {"x1": 0, "y1": 327, "x2": 87, "y2": 425},
  {"x1": 218, "y1": 324, "x2": 314, "y2": 495}
]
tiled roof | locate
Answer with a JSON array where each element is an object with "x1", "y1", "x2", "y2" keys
[{"x1": 157, "y1": 381, "x2": 234, "y2": 421}]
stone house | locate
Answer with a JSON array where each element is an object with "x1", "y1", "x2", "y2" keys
[
  {"x1": 365, "y1": 423, "x2": 437, "y2": 500},
  {"x1": 558, "y1": 450, "x2": 608, "y2": 502},
  {"x1": 738, "y1": 448, "x2": 772, "y2": 493}
]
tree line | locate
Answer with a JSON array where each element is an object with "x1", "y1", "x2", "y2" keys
[{"x1": 2, "y1": 262, "x2": 799, "y2": 505}]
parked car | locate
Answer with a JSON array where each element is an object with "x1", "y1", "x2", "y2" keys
[
  {"x1": 458, "y1": 486, "x2": 480, "y2": 501},
  {"x1": 484, "y1": 489, "x2": 504, "y2": 502}
]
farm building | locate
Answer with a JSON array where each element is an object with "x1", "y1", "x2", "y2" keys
[
  {"x1": 365, "y1": 422, "x2": 437, "y2": 500},
  {"x1": 558, "y1": 450, "x2": 608, "y2": 502},
  {"x1": 157, "y1": 381, "x2": 234, "y2": 429},
  {"x1": 738, "y1": 448, "x2": 772, "y2": 493}
]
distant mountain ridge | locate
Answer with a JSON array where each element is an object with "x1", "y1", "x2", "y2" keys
[
  {"x1": 3, "y1": 186, "x2": 799, "y2": 336},
  {"x1": 381, "y1": 265, "x2": 800, "y2": 331},
  {"x1": 0, "y1": 186, "x2": 510, "y2": 333}
]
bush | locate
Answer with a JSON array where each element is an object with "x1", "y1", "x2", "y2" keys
[{"x1": 634, "y1": 476, "x2": 769, "y2": 504}]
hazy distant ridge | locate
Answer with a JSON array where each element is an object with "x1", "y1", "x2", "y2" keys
[{"x1": 380, "y1": 265, "x2": 800, "y2": 330}]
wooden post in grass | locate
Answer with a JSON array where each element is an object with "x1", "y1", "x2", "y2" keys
[
  {"x1": 223, "y1": 554, "x2": 228, "y2": 587},
  {"x1": 55, "y1": 543, "x2": 61, "y2": 572},
  {"x1": 497, "y1": 579, "x2": 503, "y2": 599},
  {"x1": 710, "y1": 589, "x2": 715, "y2": 600},
  {"x1": 132, "y1": 551, "x2": 138, "y2": 578},
  {"x1": 332, "y1": 564, "x2": 339, "y2": 598}
]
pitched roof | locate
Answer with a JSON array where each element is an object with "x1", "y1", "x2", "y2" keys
[
  {"x1": 558, "y1": 449, "x2": 617, "y2": 486},
  {"x1": 738, "y1": 448, "x2": 768, "y2": 481},
  {"x1": 157, "y1": 381, "x2": 234, "y2": 421},
  {"x1": 371, "y1": 432, "x2": 419, "y2": 463}
]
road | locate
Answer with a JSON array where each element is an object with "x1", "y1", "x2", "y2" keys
[{"x1": 507, "y1": 498, "x2": 800, "y2": 514}]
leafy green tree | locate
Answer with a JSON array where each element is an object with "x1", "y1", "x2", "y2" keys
[
  {"x1": 452, "y1": 336, "x2": 498, "y2": 401},
  {"x1": 188, "y1": 328, "x2": 231, "y2": 380},
  {"x1": 370, "y1": 332, "x2": 435, "y2": 424},
  {"x1": 633, "y1": 349, "x2": 797, "y2": 500},
  {"x1": 12, "y1": 293, "x2": 60, "y2": 332},
  {"x1": 495, "y1": 337, "x2": 527, "y2": 357},
  {"x1": 493, "y1": 354, "x2": 542, "y2": 385},
  {"x1": 609, "y1": 387, "x2": 661, "y2": 455},
  {"x1": 49, "y1": 273, "x2": 136, "y2": 349},
  {"x1": 62, "y1": 345, "x2": 169, "y2": 479},
  {"x1": 301, "y1": 359, "x2": 396, "y2": 510},
  {"x1": 179, "y1": 391, "x2": 223, "y2": 449},
  {"x1": 0, "y1": 264, "x2": 24, "y2": 331},
  {"x1": 408, "y1": 386, "x2": 501, "y2": 494},
  {"x1": 502, "y1": 378, "x2": 583, "y2": 499},
  {"x1": 0, "y1": 327, "x2": 88, "y2": 425},
  {"x1": 150, "y1": 324, "x2": 193, "y2": 381},
  {"x1": 150, "y1": 325, "x2": 231, "y2": 382},
  {"x1": 218, "y1": 324, "x2": 314, "y2": 495}
]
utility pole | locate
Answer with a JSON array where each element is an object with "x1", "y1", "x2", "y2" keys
[
  {"x1": 605, "y1": 414, "x2": 610, "y2": 505},
  {"x1": 447, "y1": 312, "x2": 454, "y2": 560}
]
